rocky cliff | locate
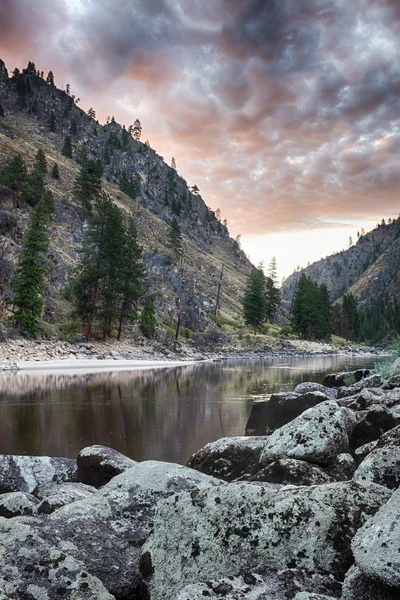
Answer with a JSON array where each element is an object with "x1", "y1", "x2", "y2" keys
[{"x1": 0, "y1": 58, "x2": 253, "y2": 338}]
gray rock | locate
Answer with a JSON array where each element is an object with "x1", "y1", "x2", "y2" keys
[
  {"x1": 293, "y1": 382, "x2": 338, "y2": 398},
  {"x1": 0, "y1": 517, "x2": 115, "y2": 599},
  {"x1": 337, "y1": 375, "x2": 383, "y2": 399},
  {"x1": 77, "y1": 444, "x2": 138, "y2": 487},
  {"x1": 325, "y1": 453, "x2": 356, "y2": 481},
  {"x1": 259, "y1": 401, "x2": 356, "y2": 467},
  {"x1": 250, "y1": 458, "x2": 332, "y2": 486},
  {"x1": 322, "y1": 369, "x2": 371, "y2": 388},
  {"x1": 294, "y1": 594, "x2": 337, "y2": 600},
  {"x1": 341, "y1": 565, "x2": 399, "y2": 600},
  {"x1": 37, "y1": 482, "x2": 97, "y2": 514},
  {"x1": 142, "y1": 480, "x2": 390, "y2": 599},
  {"x1": 338, "y1": 388, "x2": 386, "y2": 411},
  {"x1": 0, "y1": 454, "x2": 76, "y2": 494},
  {"x1": 33, "y1": 480, "x2": 96, "y2": 500},
  {"x1": 354, "y1": 428, "x2": 400, "y2": 489},
  {"x1": 245, "y1": 391, "x2": 329, "y2": 435},
  {"x1": 350, "y1": 405, "x2": 400, "y2": 450},
  {"x1": 354, "y1": 440, "x2": 378, "y2": 464},
  {"x1": 352, "y1": 487, "x2": 400, "y2": 588},
  {"x1": 0, "y1": 492, "x2": 39, "y2": 517},
  {"x1": 176, "y1": 570, "x2": 341, "y2": 600},
  {"x1": 187, "y1": 436, "x2": 266, "y2": 481}
]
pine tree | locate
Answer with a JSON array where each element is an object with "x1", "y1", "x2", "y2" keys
[
  {"x1": 73, "y1": 160, "x2": 102, "y2": 216},
  {"x1": 23, "y1": 169, "x2": 44, "y2": 207},
  {"x1": 49, "y1": 112, "x2": 56, "y2": 132},
  {"x1": 0, "y1": 154, "x2": 28, "y2": 193},
  {"x1": 51, "y1": 163, "x2": 60, "y2": 179},
  {"x1": 171, "y1": 157, "x2": 177, "y2": 170},
  {"x1": 0, "y1": 103, "x2": 4, "y2": 117},
  {"x1": 46, "y1": 71, "x2": 55, "y2": 86},
  {"x1": 34, "y1": 148, "x2": 47, "y2": 175},
  {"x1": 11, "y1": 191, "x2": 54, "y2": 336},
  {"x1": 132, "y1": 118, "x2": 142, "y2": 141},
  {"x1": 342, "y1": 294, "x2": 360, "y2": 341},
  {"x1": 265, "y1": 256, "x2": 281, "y2": 322},
  {"x1": 168, "y1": 218, "x2": 183, "y2": 261},
  {"x1": 291, "y1": 275, "x2": 332, "y2": 340},
  {"x1": 88, "y1": 107, "x2": 96, "y2": 119},
  {"x1": 62, "y1": 136, "x2": 72, "y2": 158},
  {"x1": 242, "y1": 267, "x2": 267, "y2": 332},
  {"x1": 140, "y1": 294, "x2": 157, "y2": 338},
  {"x1": 121, "y1": 125, "x2": 130, "y2": 149}
]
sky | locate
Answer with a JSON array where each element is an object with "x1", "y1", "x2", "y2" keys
[{"x1": 1, "y1": 0, "x2": 400, "y2": 279}]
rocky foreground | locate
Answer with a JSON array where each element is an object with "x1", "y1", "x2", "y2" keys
[{"x1": 0, "y1": 367, "x2": 399, "y2": 598}]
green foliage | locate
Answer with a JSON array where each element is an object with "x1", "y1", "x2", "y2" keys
[
  {"x1": 22, "y1": 168, "x2": 45, "y2": 207},
  {"x1": 168, "y1": 218, "x2": 183, "y2": 261},
  {"x1": 242, "y1": 267, "x2": 267, "y2": 331},
  {"x1": 73, "y1": 160, "x2": 102, "y2": 216},
  {"x1": 358, "y1": 293, "x2": 400, "y2": 344},
  {"x1": 119, "y1": 171, "x2": 141, "y2": 199},
  {"x1": 51, "y1": 163, "x2": 60, "y2": 179},
  {"x1": 34, "y1": 148, "x2": 47, "y2": 174},
  {"x1": 140, "y1": 294, "x2": 157, "y2": 338},
  {"x1": 290, "y1": 274, "x2": 332, "y2": 340},
  {"x1": 49, "y1": 112, "x2": 56, "y2": 132},
  {"x1": 61, "y1": 135, "x2": 72, "y2": 158},
  {"x1": 11, "y1": 190, "x2": 54, "y2": 336},
  {"x1": 0, "y1": 103, "x2": 4, "y2": 117},
  {"x1": 132, "y1": 118, "x2": 142, "y2": 141},
  {"x1": 0, "y1": 154, "x2": 28, "y2": 193},
  {"x1": 265, "y1": 257, "x2": 281, "y2": 322}
]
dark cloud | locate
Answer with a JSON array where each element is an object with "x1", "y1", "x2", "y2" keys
[{"x1": 2, "y1": 0, "x2": 400, "y2": 237}]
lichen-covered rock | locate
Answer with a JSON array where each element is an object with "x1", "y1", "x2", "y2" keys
[
  {"x1": 250, "y1": 459, "x2": 332, "y2": 486},
  {"x1": 259, "y1": 401, "x2": 356, "y2": 467},
  {"x1": 245, "y1": 391, "x2": 329, "y2": 435},
  {"x1": 354, "y1": 440, "x2": 378, "y2": 464},
  {"x1": 142, "y1": 480, "x2": 390, "y2": 599},
  {"x1": 293, "y1": 382, "x2": 338, "y2": 398},
  {"x1": 176, "y1": 570, "x2": 341, "y2": 600},
  {"x1": 341, "y1": 566, "x2": 399, "y2": 600},
  {"x1": 0, "y1": 517, "x2": 116, "y2": 599},
  {"x1": 77, "y1": 444, "x2": 138, "y2": 487},
  {"x1": 354, "y1": 445, "x2": 400, "y2": 489},
  {"x1": 352, "y1": 486, "x2": 400, "y2": 588},
  {"x1": 323, "y1": 370, "x2": 371, "y2": 388},
  {"x1": 0, "y1": 491, "x2": 39, "y2": 517},
  {"x1": 33, "y1": 480, "x2": 96, "y2": 500},
  {"x1": 187, "y1": 436, "x2": 266, "y2": 481},
  {"x1": 338, "y1": 388, "x2": 387, "y2": 411},
  {"x1": 336, "y1": 375, "x2": 383, "y2": 399},
  {"x1": 37, "y1": 482, "x2": 97, "y2": 514},
  {"x1": 350, "y1": 405, "x2": 400, "y2": 450},
  {"x1": 294, "y1": 594, "x2": 337, "y2": 600},
  {"x1": 0, "y1": 454, "x2": 76, "y2": 494},
  {"x1": 325, "y1": 454, "x2": 356, "y2": 481}
]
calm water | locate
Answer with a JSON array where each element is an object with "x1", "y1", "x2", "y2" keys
[{"x1": 0, "y1": 355, "x2": 388, "y2": 463}]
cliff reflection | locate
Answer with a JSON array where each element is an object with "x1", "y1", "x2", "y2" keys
[{"x1": 0, "y1": 355, "x2": 378, "y2": 463}]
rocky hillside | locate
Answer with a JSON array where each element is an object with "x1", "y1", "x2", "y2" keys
[
  {"x1": 282, "y1": 218, "x2": 400, "y2": 307},
  {"x1": 0, "y1": 59, "x2": 253, "y2": 338}
]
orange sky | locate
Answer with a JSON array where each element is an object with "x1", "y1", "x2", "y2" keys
[{"x1": 1, "y1": 0, "x2": 400, "y2": 277}]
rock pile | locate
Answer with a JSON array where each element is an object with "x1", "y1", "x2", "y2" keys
[{"x1": 0, "y1": 368, "x2": 399, "y2": 598}]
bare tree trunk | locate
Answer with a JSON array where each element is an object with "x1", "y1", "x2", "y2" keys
[
  {"x1": 175, "y1": 298, "x2": 182, "y2": 340},
  {"x1": 214, "y1": 263, "x2": 224, "y2": 316}
]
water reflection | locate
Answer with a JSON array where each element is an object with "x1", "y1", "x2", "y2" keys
[{"x1": 0, "y1": 355, "x2": 385, "y2": 463}]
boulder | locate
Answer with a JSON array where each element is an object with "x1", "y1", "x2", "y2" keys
[
  {"x1": 77, "y1": 444, "x2": 137, "y2": 487},
  {"x1": 33, "y1": 480, "x2": 96, "y2": 500},
  {"x1": 293, "y1": 382, "x2": 338, "y2": 398},
  {"x1": 336, "y1": 375, "x2": 383, "y2": 399},
  {"x1": 325, "y1": 454, "x2": 356, "y2": 481},
  {"x1": 0, "y1": 454, "x2": 76, "y2": 494},
  {"x1": 337, "y1": 388, "x2": 386, "y2": 411},
  {"x1": 294, "y1": 595, "x2": 337, "y2": 600},
  {"x1": 142, "y1": 480, "x2": 390, "y2": 599},
  {"x1": 352, "y1": 487, "x2": 400, "y2": 588},
  {"x1": 354, "y1": 440, "x2": 377, "y2": 464},
  {"x1": 350, "y1": 405, "x2": 400, "y2": 449},
  {"x1": 341, "y1": 566, "x2": 399, "y2": 600},
  {"x1": 0, "y1": 491, "x2": 39, "y2": 517},
  {"x1": 354, "y1": 426, "x2": 400, "y2": 488},
  {"x1": 259, "y1": 401, "x2": 356, "y2": 467},
  {"x1": 187, "y1": 436, "x2": 266, "y2": 481},
  {"x1": 0, "y1": 517, "x2": 116, "y2": 599},
  {"x1": 36, "y1": 482, "x2": 97, "y2": 514},
  {"x1": 176, "y1": 570, "x2": 341, "y2": 600},
  {"x1": 245, "y1": 392, "x2": 329, "y2": 435},
  {"x1": 322, "y1": 369, "x2": 371, "y2": 388},
  {"x1": 250, "y1": 459, "x2": 332, "y2": 486}
]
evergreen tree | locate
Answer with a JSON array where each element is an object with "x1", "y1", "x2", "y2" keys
[
  {"x1": 46, "y1": 71, "x2": 55, "y2": 86},
  {"x1": 0, "y1": 103, "x2": 4, "y2": 117},
  {"x1": 140, "y1": 294, "x2": 157, "y2": 338},
  {"x1": 171, "y1": 157, "x2": 177, "y2": 170},
  {"x1": 23, "y1": 169, "x2": 45, "y2": 207},
  {"x1": 121, "y1": 125, "x2": 130, "y2": 149},
  {"x1": 168, "y1": 218, "x2": 183, "y2": 261},
  {"x1": 132, "y1": 118, "x2": 142, "y2": 141},
  {"x1": 291, "y1": 275, "x2": 332, "y2": 340},
  {"x1": 11, "y1": 190, "x2": 54, "y2": 336},
  {"x1": 34, "y1": 148, "x2": 47, "y2": 175},
  {"x1": 119, "y1": 171, "x2": 140, "y2": 199},
  {"x1": 242, "y1": 267, "x2": 267, "y2": 332},
  {"x1": 0, "y1": 154, "x2": 28, "y2": 193},
  {"x1": 117, "y1": 217, "x2": 144, "y2": 340},
  {"x1": 73, "y1": 160, "x2": 102, "y2": 216},
  {"x1": 88, "y1": 107, "x2": 96, "y2": 119},
  {"x1": 342, "y1": 294, "x2": 360, "y2": 341},
  {"x1": 49, "y1": 112, "x2": 56, "y2": 132},
  {"x1": 51, "y1": 163, "x2": 60, "y2": 179},
  {"x1": 62, "y1": 135, "x2": 72, "y2": 158},
  {"x1": 265, "y1": 256, "x2": 281, "y2": 322}
]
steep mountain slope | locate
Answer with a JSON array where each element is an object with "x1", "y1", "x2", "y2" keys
[
  {"x1": 0, "y1": 59, "x2": 252, "y2": 336},
  {"x1": 281, "y1": 219, "x2": 400, "y2": 308}
]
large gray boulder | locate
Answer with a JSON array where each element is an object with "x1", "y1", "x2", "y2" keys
[
  {"x1": 187, "y1": 436, "x2": 266, "y2": 481},
  {"x1": 325, "y1": 454, "x2": 356, "y2": 482},
  {"x1": 341, "y1": 566, "x2": 399, "y2": 600},
  {"x1": 142, "y1": 480, "x2": 390, "y2": 599},
  {"x1": 354, "y1": 425, "x2": 400, "y2": 489},
  {"x1": 336, "y1": 375, "x2": 383, "y2": 399},
  {"x1": 77, "y1": 444, "x2": 137, "y2": 487},
  {"x1": 0, "y1": 454, "x2": 76, "y2": 494},
  {"x1": 293, "y1": 382, "x2": 338, "y2": 398},
  {"x1": 350, "y1": 405, "x2": 400, "y2": 450},
  {"x1": 176, "y1": 570, "x2": 341, "y2": 600},
  {"x1": 0, "y1": 492, "x2": 39, "y2": 517},
  {"x1": 322, "y1": 369, "x2": 371, "y2": 388},
  {"x1": 250, "y1": 458, "x2": 332, "y2": 486},
  {"x1": 245, "y1": 391, "x2": 329, "y2": 435},
  {"x1": 0, "y1": 517, "x2": 115, "y2": 599},
  {"x1": 36, "y1": 482, "x2": 97, "y2": 514},
  {"x1": 294, "y1": 594, "x2": 337, "y2": 600},
  {"x1": 352, "y1": 487, "x2": 400, "y2": 589},
  {"x1": 259, "y1": 401, "x2": 356, "y2": 467}
]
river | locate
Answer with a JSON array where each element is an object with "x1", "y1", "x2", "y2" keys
[{"x1": 0, "y1": 354, "x2": 388, "y2": 463}]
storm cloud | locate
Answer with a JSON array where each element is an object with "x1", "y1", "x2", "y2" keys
[{"x1": 1, "y1": 0, "x2": 400, "y2": 235}]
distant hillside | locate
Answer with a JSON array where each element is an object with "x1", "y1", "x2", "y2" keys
[
  {"x1": 282, "y1": 219, "x2": 400, "y2": 309},
  {"x1": 0, "y1": 59, "x2": 253, "y2": 339}
]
